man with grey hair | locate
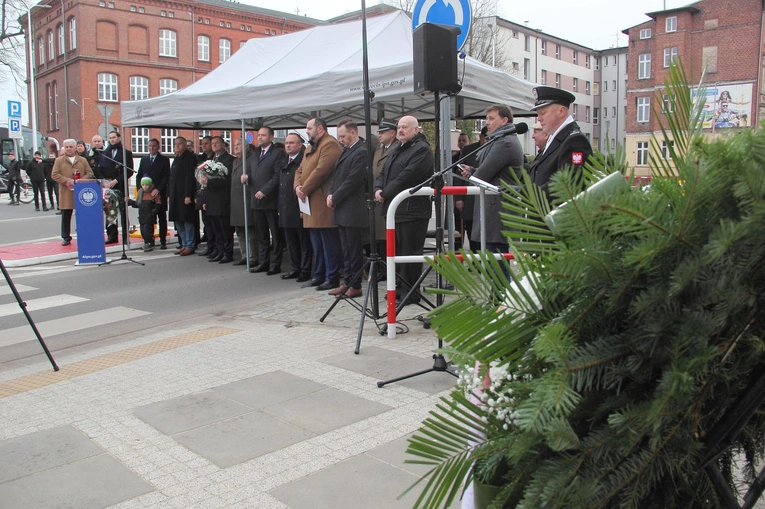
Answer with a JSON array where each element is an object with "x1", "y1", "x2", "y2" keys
[{"x1": 51, "y1": 139, "x2": 94, "y2": 246}]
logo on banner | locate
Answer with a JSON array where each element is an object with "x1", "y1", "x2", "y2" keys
[{"x1": 79, "y1": 187, "x2": 100, "y2": 206}]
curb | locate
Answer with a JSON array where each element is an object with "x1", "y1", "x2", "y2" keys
[{"x1": 3, "y1": 244, "x2": 145, "y2": 268}]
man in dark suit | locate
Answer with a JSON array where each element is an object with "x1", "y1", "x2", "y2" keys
[
  {"x1": 327, "y1": 120, "x2": 367, "y2": 299},
  {"x1": 168, "y1": 137, "x2": 199, "y2": 256},
  {"x1": 96, "y1": 130, "x2": 134, "y2": 244},
  {"x1": 528, "y1": 86, "x2": 592, "y2": 202},
  {"x1": 278, "y1": 133, "x2": 312, "y2": 282},
  {"x1": 136, "y1": 138, "x2": 171, "y2": 249},
  {"x1": 246, "y1": 126, "x2": 287, "y2": 274},
  {"x1": 202, "y1": 136, "x2": 236, "y2": 263},
  {"x1": 5, "y1": 151, "x2": 22, "y2": 205},
  {"x1": 196, "y1": 135, "x2": 215, "y2": 253}
]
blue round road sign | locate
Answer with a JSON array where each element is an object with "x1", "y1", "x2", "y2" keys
[
  {"x1": 246, "y1": 132, "x2": 254, "y2": 144},
  {"x1": 412, "y1": 0, "x2": 472, "y2": 51}
]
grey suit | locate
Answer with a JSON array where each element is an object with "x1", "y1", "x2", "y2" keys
[{"x1": 470, "y1": 124, "x2": 524, "y2": 246}]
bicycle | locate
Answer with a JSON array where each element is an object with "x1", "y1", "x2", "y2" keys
[{"x1": 0, "y1": 166, "x2": 34, "y2": 204}]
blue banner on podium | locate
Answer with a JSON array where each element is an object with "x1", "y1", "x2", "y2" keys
[{"x1": 74, "y1": 181, "x2": 106, "y2": 264}]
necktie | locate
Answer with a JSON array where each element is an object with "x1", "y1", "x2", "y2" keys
[
  {"x1": 288, "y1": 157, "x2": 293, "y2": 164},
  {"x1": 150, "y1": 156, "x2": 155, "y2": 164}
]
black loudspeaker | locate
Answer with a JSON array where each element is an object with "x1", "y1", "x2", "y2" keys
[{"x1": 413, "y1": 23, "x2": 461, "y2": 95}]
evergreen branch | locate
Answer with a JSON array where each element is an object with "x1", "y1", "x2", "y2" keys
[
  {"x1": 677, "y1": 156, "x2": 701, "y2": 242},
  {"x1": 600, "y1": 204, "x2": 694, "y2": 248}
]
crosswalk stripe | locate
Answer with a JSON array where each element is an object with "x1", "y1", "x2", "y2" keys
[
  {"x1": 0, "y1": 294, "x2": 89, "y2": 318},
  {"x1": 0, "y1": 306, "x2": 151, "y2": 348},
  {"x1": 0, "y1": 285, "x2": 37, "y2": 297}
]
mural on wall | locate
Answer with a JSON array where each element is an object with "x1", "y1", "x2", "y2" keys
[{"x1": 693, "y1": 83, "x2": 753, "y2": 130}]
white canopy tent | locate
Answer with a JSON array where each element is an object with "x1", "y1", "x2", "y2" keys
[{"x1": 121, "y1": 10, "x2": 536, "y2": 130}]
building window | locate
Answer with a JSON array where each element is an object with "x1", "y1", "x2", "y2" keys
[
  {"x1": 220, "y1": 21, "x2": 225, "y2": 27},
  {"x1": 585, "y1": 81, "x2": 590, "y2": 95},
  {"x1": 613, "y1": 55, "x2": 617, "y2": 65},
  {"x1": 636, "y1": 141, "x2": 649, "y2": 166},
  {"x1": 523, "y1": 58, "x2": 530, "y2": 80},
  {"x1": 138, "y1": 7, "x2": 144, "y2": 13},
  {"x1": 555, "y1": 73, "x2": 561, "y2": 88},
  {"x1": 38, "y1": 37, "x2": 44, "y2": 66},
  {"x1": 159, "y1": 29, "x2": 177, "y2": 57},
  {"x1": 108, "y1": 2, "x2": 114, "y2": 8},
  {"x1": 612, "y1": 107, "x2": 617, "y2": 117},
  {"x1": 637, "y1": 97, "x2": 650, "y2": 123},
  {"x1": 524, "y1": 35, "x2": 530, "y2": 52},
  {"x1": 638, "y1": 53, "x2": 651, "y2": 79},
  {"x1": 160, "y1": 10, "x2": 166, "y2": 16},
  {"x1": 662, "y1": 93, "x2": 673, "y2": 113},
  {"x1": 246, "y1": 26, "x2": 251, "y2": 32},
  {"x1": 47, "y1": 31, "x2": 54, "y2": 61},
  {"x1": 573, "y1": 50, "x2": 578, "y2": 64},
  {"x1": 594, "y1": 57, "x2": 599, "y2": 70},
  {"x1": 540, "y1": 40, "x2": 546, "y2": 55},
  {"x1": 219, "y1": 39, "x2": 231, "y2": 63},
  {"x1": 604, "y1": 56, "x2": 608, "y2": 67},
  {"x1": 661, "y1": 140, "x2": 674, "y2": 159},
  {"x1": 69, "y1": 17, "x2": 76, "y2": 50},
  {"x1": 57, "y1": 24, "x2": 64, "y2": 56},
  {"x1": 640, "y1": 28, "x2": 652, "y2": 39},
  {"x1": 603, "y1": 107, "x2": 608, "y2": 118},
  {"x1": 220, "y1": 130, "x2": 231, "y2": 146},
  {"x1": 161, "y1": 129, "x2": 178, "y2": 154},
  {"x1": 593, "y1": 108, "x2": 599, "y2": 125},
  {"x1": 555, "y1": 44, "x2": 560, "y2": 59},
  {"x1": 613, "y1": 80, "x2": 616, "y2": 90},
  {"x1": 198, "y1": 17, "x2": 203, "y2": 23},
  {"x1": 572, "y1": 104, "x2": 578, "y2": 120},
  {"x1": 585, "y1": 54, "x2": 590, "y2": 68},
  {"x1": 46, "y1": 83, "x2": 53, "y2": 131},
  {"x1": 129, "y1": 76, "x2": 149, "y2": 101},
  {"x1": 159, "y1": 78, "x2": 177, "y2": 96},
  {"x1": 540, "y1": 70, "x2": 547, "y2": 85},
  {"x1": 132, "y1": 127, "x2": 149, "y2": 153},
  {"x1": 585, "y1": 106, "x2": 590, "y2": 123},
  {"x1": 226, "y1": 22, "x2": 231, "y2": 28},
  {"x1": 198, "y1": 35, "x2": 210, "y2": 61},
  {"x1": 99, "y1": 1, "x2": 105, "y2": 6},
  {"x1": 239, "y1": 41, "x2": 247, "y2": 49},
  {"x1": 666, "y1": 16, "x2": 677, "y2": 32},
  {"x1": 205, "y1": 18, "x2": 210, "y2": 24},
  {"x1": 98, "y1": 73, "x2": 119, "y2": 101},
  {"x1": 663, "y1": 47, "x2": 678, "y2": 67},
  {"x1": 604, "y1": 81, "x2": 608, "y2": 92},
  {"x1": 573, "y1": 77, "x2": 578, "y2": 92},
  {"x1": 168, "y1": 12, "x2": 174, "y2": 18},
  {"x1": 240, "y1": 24, "x2": 245, "y2": 30},
  {"x1": 53, "y1": 81, "x2": 59, "y2": 129},
  {"x1": 198, "y1": 129, "x2": 211, "y2": 147},
  {"x1": 512, "y1": 30, "x2": 518, "y2": 38},
  {"x1": 130, "y1": 5, "x2": 136, "y2": 11}
]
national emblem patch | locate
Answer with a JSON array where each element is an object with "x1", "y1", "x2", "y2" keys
[{"x1": 572, "y1": 152, "x2": 583, "y2": 165}]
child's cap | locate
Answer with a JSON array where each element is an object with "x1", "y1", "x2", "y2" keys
[{"x1": 140, "y1": 177, "x2": 153, "y2": 186}]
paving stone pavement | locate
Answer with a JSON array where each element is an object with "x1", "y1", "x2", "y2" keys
[{"x1": 0, "y1": 284, "x2": 463, "y2": 508}]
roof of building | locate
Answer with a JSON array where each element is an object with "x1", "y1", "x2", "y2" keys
[
  {"x1": 494, "y1": 16, "x2": 597, "y2": 52},
  {"x1": 645, "y1": 1, "x2": 702, "y2": 19},
  {"x1": 327, "y1": 3, "x2": 400, "y2": 23},
  {"x1": 194, "y1": 0, "x2": 324, "y2": 25}
]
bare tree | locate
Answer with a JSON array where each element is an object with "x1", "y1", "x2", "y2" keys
[
  {"x1": 0, "y1": 0, "x2": 27, "y2": 91},
  {"x1": 380, "y1": 0, "x2": 510, "y2": 71}
]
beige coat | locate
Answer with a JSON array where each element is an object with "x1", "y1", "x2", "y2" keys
[
  {"x1": 294, "y1": 134, "x2": 342, "y2": 228},
  {"x1": 371, "y1": 142, "x2": 396, "y2": 240},
  {"x1": 51, "y1": 155, "x2": 95, "y2": 210}
]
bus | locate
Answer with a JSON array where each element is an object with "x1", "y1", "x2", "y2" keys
[{"x1": 0, "y1": 125, "x2": 49, "y2": 167}]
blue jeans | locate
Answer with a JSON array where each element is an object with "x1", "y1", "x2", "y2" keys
[
  {"x1": 309, "y1": 228, "x2": 342, "y2": 283},
  {"x1": 175, "y1": 221, "x2": 196, "y2": 249}
]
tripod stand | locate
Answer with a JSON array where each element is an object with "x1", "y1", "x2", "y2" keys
[
  {"x1": 0, "y1": 258, "x2": 58, "y2": 371},
  {"x1": 98, "y1": 152, "x2": 144, "y2": 267}
]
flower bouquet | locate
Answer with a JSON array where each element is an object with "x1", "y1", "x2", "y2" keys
[
  {"x1": 103, "y1": 188, "x2": 121, "y2": 226},
  {"x1": 195, "y1": 160, "x2": 228, "y2": 190}
]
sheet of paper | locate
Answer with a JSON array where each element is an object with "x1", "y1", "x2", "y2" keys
[{"x1": 298, "y1": 196, "x2": 311, "y2": 216}]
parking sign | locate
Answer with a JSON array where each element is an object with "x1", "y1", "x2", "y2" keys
[
  {"x1": 9, "y1": 118, "x2": 22, "y2": 139},
  {"x1": 7, "y1": 100, "x2": 22, "y2": 118}
]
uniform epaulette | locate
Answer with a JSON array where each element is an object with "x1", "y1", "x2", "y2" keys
[{"x1": 569, "y1": 128, "x2": 582, "y2": 136}]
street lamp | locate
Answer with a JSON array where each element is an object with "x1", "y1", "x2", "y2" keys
[
  {"x1": 27, "y1": 3, "x2": 52, "y2": 155},
  {"x1": 70, "y1": 97, "x2": 88, "y2": 120},
  {"x1": 486, "y1": 22, "x2": 496, "y2": 67}
]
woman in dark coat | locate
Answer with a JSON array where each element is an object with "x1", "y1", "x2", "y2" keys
[{"x1": 167, "y1": 139, "x2": 199, "y2": 255}]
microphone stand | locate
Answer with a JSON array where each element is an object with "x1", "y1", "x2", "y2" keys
[{"x1": 98, "y1": 151, "x2": 144, "y2": 267}]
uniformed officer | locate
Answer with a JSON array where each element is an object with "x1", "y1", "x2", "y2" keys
[{"x1": 528, "y1": 86, "x2": 592, "y2": 202}]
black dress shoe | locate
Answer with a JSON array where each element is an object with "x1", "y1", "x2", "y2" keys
[
  {"x1": 301, "y1": 278, "x2": 324, "y2": 288},
  {"x1": 61, "y1": 239, "x2": 71, "y2": 246},
  {"x1": 208, "y1": 253, "x2": 224, "y2": 262},
  {"x1": 198, "y1": 248, "x2": 214, "y2": 256},
  {"x1": 266, "y1": 268, "x2": 281, "y2": 275},
  {"x1": 249, "y1": 263, "x2": 269, "y2": 273},
  {"x1": 281, "y1": 270, "x2": 300, "y2": 280},
  {"x1": 296, "y1": 271, "x2": 312, "y2": 282},
  {"x1": 218, "y1": 256, "x2": 233, "y2": 264},
  {"x1": 233, "y1": 259, "x2": 247, "y2": 266},
  {"x1": 105, "y1": 237, "x2": 118, "y2": 245},
  {"x1": 160, "y1": 244, "x2": 167, "y2": 250},
  {"x1": 317, "y1": 280, "x2": 340, "y2": 291}
]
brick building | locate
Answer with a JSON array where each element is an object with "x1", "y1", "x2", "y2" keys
[
  {"x1": 622, "y1": 0, "x2": 764, "y2": 176},
  {"x1": 24, "y1": 0, "x2": 320, "y2": 154}
]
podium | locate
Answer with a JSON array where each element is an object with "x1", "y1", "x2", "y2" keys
[{"x1": 74, "y1": 180, "x2": 106, "y2": 264}]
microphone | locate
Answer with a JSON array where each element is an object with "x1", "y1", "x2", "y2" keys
[{"x1": 494, "y1": 122, "x2": 529, "y2": 137}]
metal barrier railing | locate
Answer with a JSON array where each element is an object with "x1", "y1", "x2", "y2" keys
[{"x1": 384, "y1": 185, "x2": 513, "y2": 338}]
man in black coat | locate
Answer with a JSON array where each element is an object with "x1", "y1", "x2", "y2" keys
[
  {"x1": 6, "y1": 151, "x2": 22, "y2": 205},
  {"x1": 528, "y1": 86, "x2": 593, "y2": 203},
  {"x1": 246, "y1": 126, "x2": 287, "y2": 274},
  {"x1": 202, "y1": 136, "x2": 235, "y2": 263},
  {"x1": 327, "y1": 120, "x2": 368, "y2": 298},
  {"x1": 196, "y1": 135, "x2": 215, "y2": 250},
  {"x1": 136, "y1": 138, "x2": 171, "y2": 249},
  {"x1": 96, "y1": 130, "x2": 134, "y2": 244},
  {"x1": 43, "y1": 147, "x2": 59, "y2": 212},
  {"x1": 25, "y1": 151, "x2": 48, "y2": 211},
  {"x1": 278, "y1": 133, "x2": 312, "y2": 282},
  {"x1": 168, "y1": 137, "x2": 198, "y2": 256},
  {"x1": 374, "y1": 115, "x2": 434, "y2": 306},
  {"x1": 452, "y1": 132, "x2": 480, "y2": 249}
]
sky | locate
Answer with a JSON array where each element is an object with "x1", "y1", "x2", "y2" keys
[{"x1": 1, "y1": 0, "x2": 690, "y2": 126}]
